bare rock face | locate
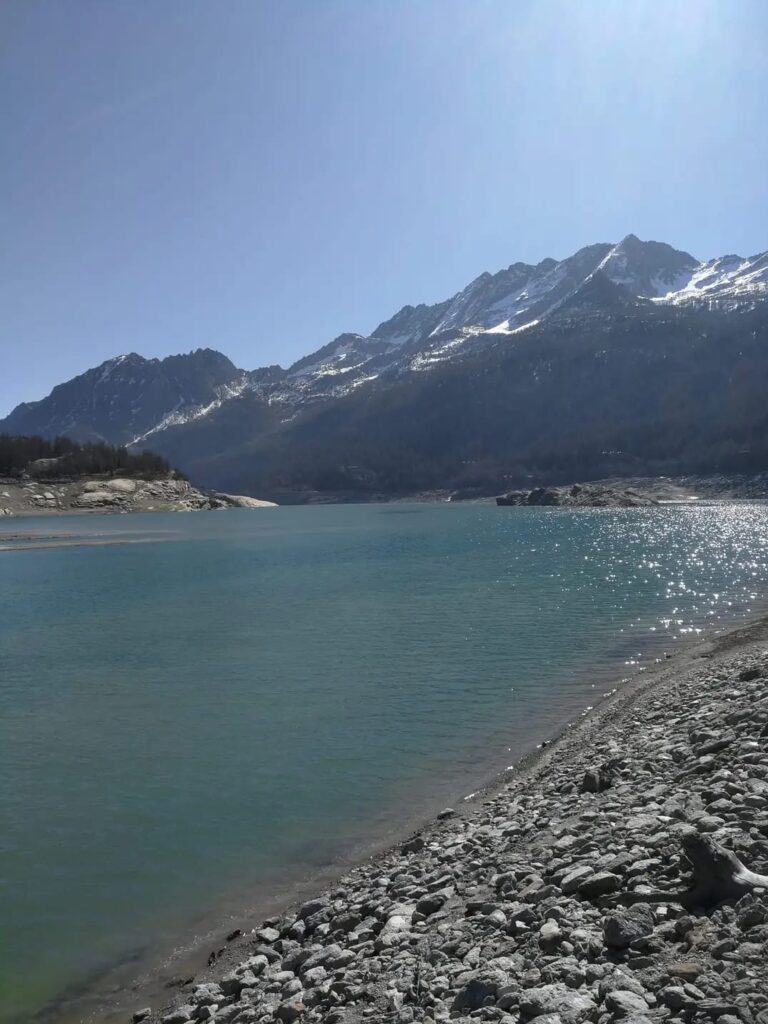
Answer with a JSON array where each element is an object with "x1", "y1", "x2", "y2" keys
[
  {"x1": 74, "y1": 490, "x2": 122, "y2": 507},
  {"x1": 497, "y1": 483, "x2": 658, "y2": 508},
  {"x1": 106, "y1": 478, "x2": 137, "y2": 494}
]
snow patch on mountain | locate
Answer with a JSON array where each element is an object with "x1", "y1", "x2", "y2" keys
[
  {"x1": 131, "y1": 375, "x2": 252, "y2": 444},
  {"x1": 484, "y1": 318, "x2": 541, "y2": 336},
  {"x1": 657, "y1": 251, "x2": 768, "y2": 303}
]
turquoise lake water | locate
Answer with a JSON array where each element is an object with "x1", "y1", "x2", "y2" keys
[{"x1": 2, "y1": 502, "x2": 768, "y2": 1022}]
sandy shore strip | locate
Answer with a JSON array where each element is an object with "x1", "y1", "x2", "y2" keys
[{"x1": 36, "y1": 616, "x2": 768, "y2": 1024}]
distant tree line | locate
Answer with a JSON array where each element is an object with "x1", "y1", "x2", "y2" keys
[{"x1": 0, "y1": 434, "x2": 179, "y2": 479}]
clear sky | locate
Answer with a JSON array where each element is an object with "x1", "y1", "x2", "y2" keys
[{"x1": 2, "y1": 0, "x2": 767, "y2": 416}]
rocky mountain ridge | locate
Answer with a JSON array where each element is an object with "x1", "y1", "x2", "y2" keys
[
  {"x1": 4, "y1": 236, "x2": 767, "y2": 446},
  {"x1": 2, "y1": 348, "x2": 244, "y2": 447},
  {"x1": 2, "y1": 235, "x2": 767, "y2": 498}
]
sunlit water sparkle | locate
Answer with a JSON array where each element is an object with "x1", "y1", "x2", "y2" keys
[{"x1": 1, "y1": 502, "x2": 767, "y2": 1022}]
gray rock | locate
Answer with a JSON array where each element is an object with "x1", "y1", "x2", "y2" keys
[
  {"x1": 659, "y1": 986, "x2": 695, "y2": 1012},
  {"x1": 276, "y1": 996, "x2": 305, "y2": 1022},
  {"x1": 540, "y1": 920, "x2": 563, "y2": 948},
  {"x1": 452, "y1": 971, "x2": 505, "y2": 1011},
  {"x1": 162, "y1": 1007, "x2": 195, "y2": 1024},
  {"x1": 415, "y1": 892, "x2": 447, "y2": 917},
  {"x1": 604, "y1": 991, "x2": 650, "y2": 1018},
  {"x1": 106, "y1": 478, "x2": 137, "y2": 493},
  {"x1": 578, "y1": 872, "x2": 621, "y2": 898},
  {"x1": 75, "y1": 490, "x2": 122, "y2": 506},
  {"x1": 297, "y1": 898, "x2": 328, "y2": 920},
  {"x1": 560, "y1": 865, "x2": 595, "y2": 894},
  {"x1": 193, "y1": 983, "x2": 223, "y2": 1006},
  {"x1": 221, "y1": 970, "x2": 250, "y2": 996},
  {"x1": 603, "y1": 906, "x2": 654, "y2": 949},
  {"x1": 519, "y1": 984, "x2": 597, "y2": 1024},
  {"x1": 486, "y1": 908, "x2": 508, "y2": 928},
  {"x1": 582, "y1": 766, "x2": 615, "y2": 793},
  {"x1": 598, "y1": 974, "x2": 647, "y2": 1000}
]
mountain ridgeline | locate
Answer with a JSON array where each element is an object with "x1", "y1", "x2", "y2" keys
[{"x1": 3, "y1": 235, "x2": 768, "y2": 500}]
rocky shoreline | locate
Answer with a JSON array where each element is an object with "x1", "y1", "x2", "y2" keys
[
  {"x1": 0, "y1": 476, "x2": 277, "y2": 517},
  {"x1": 118, "y1": 618, "x2": 768, "y2": 1024}
]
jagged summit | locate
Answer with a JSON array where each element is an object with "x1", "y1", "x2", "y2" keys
[
  {"x1": 2, "y1": 348, "x2": 244, "y2": 445},
  {"x1": 597, "y1": 235, "x2": 699, "y2": 297}
]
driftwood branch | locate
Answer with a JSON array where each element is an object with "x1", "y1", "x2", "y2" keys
[{"x1": 608, "y1": 833, "x2": 768, "y2": 909}]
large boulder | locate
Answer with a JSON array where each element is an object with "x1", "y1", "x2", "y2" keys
[{"x1": 106, "y1": 478, "x2": 138, "y2": 493}]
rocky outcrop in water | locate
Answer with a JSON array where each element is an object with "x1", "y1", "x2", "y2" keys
[
  {"x1": 497, "y1": 484, "x2": 659, "y2": 507},
  {"x1": 142, "y1": 636, "x2": 768, "y2": 1024},
  {"x1": 213, "y1": 493, "x2": 279, "y2": 509}
]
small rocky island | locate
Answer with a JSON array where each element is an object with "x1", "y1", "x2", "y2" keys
[{"x1": 497, "y1": 483, "x2": 659, "y2": 508}]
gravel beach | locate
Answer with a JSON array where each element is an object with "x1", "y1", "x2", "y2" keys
[{"x1": 121, "y1": 616, "x2": 768, "y2": 1024}]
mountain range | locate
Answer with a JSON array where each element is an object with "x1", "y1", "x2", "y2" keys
[{"x1": 3, "y1": 234, "x2": 768, "y2": 500}]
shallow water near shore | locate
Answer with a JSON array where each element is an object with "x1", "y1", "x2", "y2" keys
[{"x1": 2, "y1": 502, "x2": 768, "y2": 1023}]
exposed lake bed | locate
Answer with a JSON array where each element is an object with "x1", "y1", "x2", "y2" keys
[{"x1": 3, "y1": 503, "x2": 768, "y2": 1023}]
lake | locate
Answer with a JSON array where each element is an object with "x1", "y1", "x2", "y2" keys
[{"x1": 2, "y1": 502, "x2": 768, "y2": 1022}]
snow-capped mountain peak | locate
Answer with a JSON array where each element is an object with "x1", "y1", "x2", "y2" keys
[
  {"x1": 596, "y1": 234, "x2": 699, "y2": 297},
  {"x1": 3, "y1": 236, "x2": 767, "y2": 451}
]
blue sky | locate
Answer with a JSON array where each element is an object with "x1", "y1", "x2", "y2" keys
[{"x1": 2, "y1": 0, "x2": 767, "y2": 416}]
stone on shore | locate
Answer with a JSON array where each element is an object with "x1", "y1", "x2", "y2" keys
[
  {"x1": 603, "y1": 906, "x2": 655, "y2": 949},
  {"x1": 519, "y1": 983, "x2": 597, "y2": 1023}
]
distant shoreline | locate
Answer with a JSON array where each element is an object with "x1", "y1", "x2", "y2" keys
[{"x1": 0, "y1": 475, "x2": 276, "y2": 519}]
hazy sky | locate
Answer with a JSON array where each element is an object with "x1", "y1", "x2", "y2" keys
[{"x1": 2, "y1": 0, "x2": 767, "y2": 415}]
